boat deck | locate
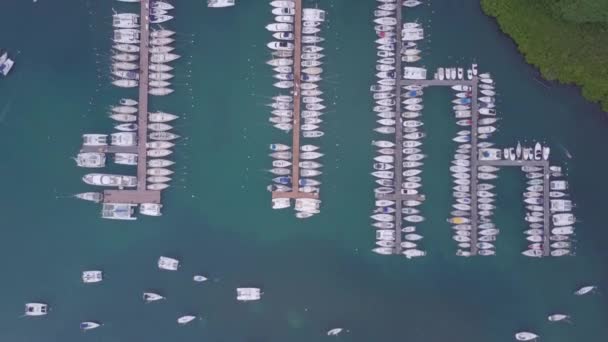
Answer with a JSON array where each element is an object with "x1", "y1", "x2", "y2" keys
[{"x1": 271, "y1": 0, "x2": 319, "y2": 201}]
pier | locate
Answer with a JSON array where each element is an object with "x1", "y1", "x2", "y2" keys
[
  {"x1": 80, "y1": 0, "x2": 160, "y2": 205},
  {"x1": 106, "y1": 0, "x2": 160, "y2": 204},
  {"x1": 271, "y1": 0, "x2": 319, "y2": 201}
]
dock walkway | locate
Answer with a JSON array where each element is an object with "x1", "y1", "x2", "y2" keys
[
  {"x1": 390, "y1": 4, "x2": 405, "y2": 255},
  {"x1": 271, "y1": 0, "x2": 319, "y2": 201}
]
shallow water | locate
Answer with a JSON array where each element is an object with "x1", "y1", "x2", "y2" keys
[{"x1": 0, "y1": 0, "x2": 606, "y2": 341}]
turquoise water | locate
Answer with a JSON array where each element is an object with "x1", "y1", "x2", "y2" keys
[{"x1": 0, "y1": 0, "x2": 607, "y2": 341}]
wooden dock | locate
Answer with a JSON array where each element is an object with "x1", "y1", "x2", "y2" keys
[{"x1": 271, "y1": 0, "x2": 319, "y2": 201}]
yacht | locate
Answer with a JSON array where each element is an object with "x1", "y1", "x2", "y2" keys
[
  {"x1": 0, "y1": 54, "x2": 14, "y2": 76},
  {"x1": 80, "y1": 321, "x2": 101, "y2": 331},
  {"x1": 143, "y1": 292, "x2": 165, "y2": 302},
  {"x1": 552, "y1": 213, "x2": 575, "y2": 226},
  {"x1": 148, "y1": 158, "x2": 174, "y2": 167},
  {"x1": 83, "y1": 174, "x2": 137, "y2": 187},
  {"x1": 101, "y1": 203, "x2": 137, "y2": 220},
  {"x1": 82, "y1": 270, "x2": 103, "y2": 283},
  {"x1": 113, "y1": 62, "x2": 138, "y2": 70},
  {"x1": 193, "y1": 275, "x2": 208, "y2": 282},
  {"x1": 140, "y1": 203, "x2": 163, "y2": 216},
  {"x1": 158, "y1": 256, "x2": 179, "y2": 270},
  {"x1": 548, "y1": 314, "x2": 569, "y2": 322},
  {"x1": 265, "y1": 23, "x2": 293, "y2": 32},
  {"x1": 208, "y1": 0, "x2": 235, "y2": 7},
  {"x1": 515, "y1": 332, "x2": 539, "y2": 341},
  {"x1": 574, "y1": 285, "x2": 596, "y2": 295},
  {"x1": 147, "y1": 149, "x2": 172, "y2": 158},
  {"x1": 147, "y1": 168, "x2": 173, "y2": 176},
  {"x1": 522, "y1": 249, "x2": 543, "y2": 257},
  {"x1": 148, "y1": 111, "x2": 178, "y2": 122},
  {"x1": 150, "y1": 53, "x2": 180, "y2": 63},
  {"x1": 152, "y1": 2, "x2": 174, "y2": 10},
  {"x1": 112, "y1": 79, "x2": 138, "y2": 88},
  {"x1": 373, "y1": 247, "x2": 393, "y2": 255},
  {"x1": 147, "y1": 176, "x2": 171, "y2": 183},
  {"x1": 24, "y1": 303, "x2": 48, "y2": 316},
  {"x1": 151, "y1": 29, "x2": 175, "y2": 38},
  {"x1": 150, "y1": 132, "x2": 180, "y2": 141},
  {"x1": 75, "y1": 152, "x2": 106, "y2": 168},
  {"x1": 403, "y1": 249, "x2": 426, "y2": 259},
  {"x1": 150, "y1": 15, "x2": 173, "y2": 24},
  {"x1": 327, "y1": 328, "x2": 343, "y2": 336},
  {"x1": 113, "y1": 44, "x2": 139, "y2": 53},
  {"x1": 147, "y1": 183, "x2": 169, "y2": 190},
  {"x1": 177, "y1": 315, "x2": 197, "y2": 325},
  {"x1": 75, "y1": 192, "x2": 103, "y2": 203},
  {"x1": 236, "y1": 287, "x2": 262, "y2": 301}
]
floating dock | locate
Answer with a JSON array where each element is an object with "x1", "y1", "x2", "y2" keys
[{"x1": 271, "y1": 0, "x2": 318, "y2": 201}]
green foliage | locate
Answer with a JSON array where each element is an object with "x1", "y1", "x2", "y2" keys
[
  {"x1": 554, "y1": 0, "x2": 608, "y2": 24},
  {"x1": 481, "y1": 0, "x2": 608, "y2": 111}
]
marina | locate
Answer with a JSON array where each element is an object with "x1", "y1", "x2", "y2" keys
[{"x1": 1, "y1": 0, "x2": 602, "y2": 340}]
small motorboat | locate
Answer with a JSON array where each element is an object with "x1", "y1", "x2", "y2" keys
[
  {"x1": 515, "y1": 332, "x2": 539, "y2": 341},
  {"x1": 548, "y1": 314, "x2": 570, "y2": 322},
  {"x1": 177, "y1": 315, "x2": 197, "y2": 325},
  {"x1": 327, "y1": 328, "x2": 343, "y2": 336},
  {"x1": 193, "y1": 275, "x2": 208, "y2": 282},
  {"x1": 80, "y1": 321, "x2": 101, "y2": 331},
  {"x1": 574, "y1": 285, "x2": 597, "y2": 295}
]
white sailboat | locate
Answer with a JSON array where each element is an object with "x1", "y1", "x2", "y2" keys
[
  {"x1": 177, "y1": 315, "x2": 197, "y2": 325},
  {"x1": 143, "y1": 292, "x2": 165, "y2": 302},
  {"x1": 548, "y1": 314, "x2": 570, "y2": 322},
  {"x1": 515, "y1": 332, "x2": 539, "y2": 341},
  {"x1": 574, "y1": 285, "x2": 597, "y2": 295}
]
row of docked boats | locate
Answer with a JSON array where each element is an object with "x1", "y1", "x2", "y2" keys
[
  {"x1": 266, "y1": 0, "x2": 326, "y2": 218},
  {"x1": 434, "y1": 64, "x2": 477, "y2": 81},
  {"x1": 111, "y1": 1, "x2": 179, "y2": 96},
  {"x1": 448, "y1": 69, "x2": 500, "y2": 257},
  {"x1": 479, "y1": 142, "x2": 550, "y2": 162},
  {"x1": 0, "y1": 49, "x2": 15, "y2": 76},
  {"x1": 370, "y1": 0, "x2": 426, "y2": 259},
  {"x1": 268, "y1": 144, "x2": 323, "y2": 218},
  {"x1": 521, "y1": 164, "x2": 575, "y2": 257}
]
